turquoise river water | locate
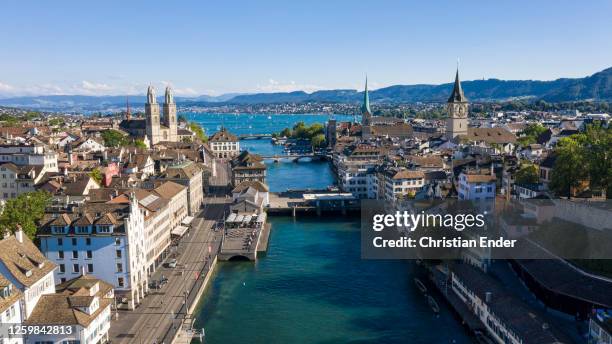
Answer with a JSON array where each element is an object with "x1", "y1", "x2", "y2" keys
[{"x1": 188, "y1": 113, "x2": 474, "y2": 343}]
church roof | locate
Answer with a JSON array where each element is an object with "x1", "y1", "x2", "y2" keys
[
  {"x1": 448, "y1": 69, "x2": 467, "y2": 103},
  {"x1": 361, "y1": 77, "x2": 372, "y2": 115}
]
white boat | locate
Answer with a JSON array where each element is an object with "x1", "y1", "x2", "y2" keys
[
  {"x1": 414, "y1": 278, "x2": 427, "y2": 294},
  {"x1": 427, "y1": 295, "x2": 440, "y2": 314},
  {"x1": 267, "y1": 115, "x2": 272, "y2": 120}
]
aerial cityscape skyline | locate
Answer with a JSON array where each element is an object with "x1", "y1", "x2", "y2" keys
[{"x1": 1, "y1": 0, "x2": 611, "y2": 97}]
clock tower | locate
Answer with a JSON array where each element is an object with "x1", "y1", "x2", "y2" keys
[{"x1": 446, "y1": 68, "x2": 468, "y2": 140}]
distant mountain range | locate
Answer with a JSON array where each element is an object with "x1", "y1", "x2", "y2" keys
[{"x1": 1, "y1": 67, "x2": 611, "y2": 111}]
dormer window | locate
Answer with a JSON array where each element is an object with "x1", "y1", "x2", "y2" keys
[
  {"x1": 1, "y1": 285, "x2": 12, "y2": 298},
  {"x1": 96, "y1": 225, "x2": 113, "y2": 234},
  {"x1": 75, "y1": 226, "x2": 91, "y2": 234},
  {"x1": 51, "y1": 226, "x2": 68, "y2": 234}
]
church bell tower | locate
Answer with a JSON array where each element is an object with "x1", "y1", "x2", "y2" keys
[
  {"x1": 446, "y1": 68, "x2": 468, "y2": 140},
  {"x1": 145, "y1": 85, "x2": 161, "y2": 145},
  {"x1": 163, "y1": 86, "x2": 178, "y2": 142}
]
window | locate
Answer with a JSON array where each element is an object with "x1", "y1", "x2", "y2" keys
[
  {"x1": 97, "y1": 225, "x2": 113, "y2": 233},
  {"x1": 73, "y1": 264, "x2": 79, "y2": 273},
  {"x1": 71, "y1": 238, "x2": 77, "y2": 246},
  {"x1": 86, "y1": 238, "x2": 91, "y2": 246},
  {"x1": 72, "y1": 251, "x2": 78, "y2": 259},
  {"x1": 116, "y1": 250, "x2": 122, "y2": 259},
  {"x1": 116, "y1": 263, "x2": 123, "y2": 273},
  {"x1": 87, "y1": 264, "x2": 93, "y2": 273},
  {"x1": 58, "y1": 251, "x2": 64, "y2": 259},
  {"x1": 60, "y1": 278, "x2": 66, "y2": 283},
  {"x1": 117, "y1": 277, "x2": 124, "y2": 287},
  {"x1": 57, "y1": 238, "x2": 63, "y2": 246},
  {"x1": 59, "y1": 264, "x2": 65, "y2": 273},
  {"x1": 115, "y1": 238, "x2": 121, "y2": 246},
  {"x1": 86, "y1": 250, "x2": 92, "y2": 259}
]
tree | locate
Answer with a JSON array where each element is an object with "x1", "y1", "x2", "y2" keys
[
  {"x1": 550, "y1": 137, "x2": 587, "y2": 198},
  {"x1": 515, "y1": 165, "x2": 539, "y2": 184},
  {"x1": 311, "y1": 134, "x2": 326, "y2": 149},
  {"x1": 134, "y1": 139, "x2": 147, "y2": 149},
  {"x1": 0, "y1": 191, "x2": 51, "y2": 239},
  {"x1": 189, "y1": 122, "x2": 207, "y2": 142},
  {"x1": 101, "y1": 129, "x2": 128, "y2": 148},
  {"x1": 280, "y1": 128, "x2": 292, "y2": 138},
  {"x1": 48, "y1": 118, "x2": 65, "y2": 127},
  {"x1": 89, "y1": 168, "x2": 103, "y2": 185}
]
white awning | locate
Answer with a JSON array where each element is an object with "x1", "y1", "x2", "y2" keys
[
  {"x1": 181, "y1": 216, "x2": 194, "y2": 226},
  {"x1": 171, "y1": 226, "x2": 189, "y2": 237},
  {"x1": 243, "y1": 215, "x2": 252, "y2": 223},
  {"x1": 226, "y1": 213, "x2": 237, "y2": 223},
  {"x1": 235, "y1": 215, "x2": 244, "y2": 223}
]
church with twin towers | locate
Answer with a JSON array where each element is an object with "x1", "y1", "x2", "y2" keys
[
  {"x1": 145, "y1": 85, "x2": 178, "y2": 145},
  {"x1": 120, "y1": 85, "x2": 181, "y2": 145}
]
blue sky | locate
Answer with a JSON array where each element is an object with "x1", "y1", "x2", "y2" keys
[{"x1": 1, "y1": 0, "x2": 611, "y2": 97}]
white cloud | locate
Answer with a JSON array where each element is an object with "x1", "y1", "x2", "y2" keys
[
  {"x1": 255, "y1": 79, "x2": 325, "y2": 93},
  {"x1": 0, "y1": 80, "x2": 208, "y2": 97}
]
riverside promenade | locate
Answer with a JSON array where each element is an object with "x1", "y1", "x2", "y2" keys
[{"x1": 108, "y1": 161, "x2": 231, "y2": 344}]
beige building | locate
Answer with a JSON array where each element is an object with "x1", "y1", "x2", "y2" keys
[{"x1": 158, "y1": 161, "x2": 204, "y2": 215}]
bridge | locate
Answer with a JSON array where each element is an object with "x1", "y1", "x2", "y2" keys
[
  {"x1": 260, "y1": 153, "x2": 321, "y2": 162},
  {"x1": 238, "y1": 133, "x2": 273, "y2": 140}
]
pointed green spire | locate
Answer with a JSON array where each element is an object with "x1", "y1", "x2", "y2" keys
[
  {"x1": 448, "y1": 67, "x2": 467, "y2": 103},
  {"x1": 361, "y1": 76, "x2": 372, "y2": 115}
]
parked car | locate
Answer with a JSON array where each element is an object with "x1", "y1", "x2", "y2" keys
[
  {"x1": 149, "y1": 280, "x2": 160, "y2": 290},
  {"x1": 166, "y1": 258, "x2": 177, "y2": 268}
]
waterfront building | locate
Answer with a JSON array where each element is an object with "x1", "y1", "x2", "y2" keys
[
  {"x1": 230, "y1": 181, "x2": 270, "y2": 213},
  {"x1": 38, "y1": 195, "x2": 148, "y2": 310},
  {"x1": 0, "y1": 229, "x2": 56, "y2": 319},
  {"x1": 457, "y1": 171, "x2": 496, "y2": 201},
  {"x1": 451, "y1": 263, "x2": 570, "y2": 344},
  {"x1": 590, "y1": 309, "x2": 612, "y2": 344},
  {"x1": 0, "y1": 273, "x2": 24, "y2": 344},
  {"x1": 335, "y1": 144, "x2": 382, "y2": 199},
  {"x1": 25, "y1": 275, "x2": 113, "y2": 344},
  {"x1": 230, "y1": 151, "x2": 267, "y2": 186},
  {"x1": 157, "y1": 160, "x2": 204, "y2": 215},
  {"x1": 209, "y1": 128, "x2": 240, "y2": 158}
]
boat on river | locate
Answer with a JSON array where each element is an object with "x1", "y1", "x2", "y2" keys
[
  {"x1": 414, "y1": 278, "x2": 428, "y2": 294},
  {"x1": 427, "y1": 295, "x2": 440, "y2": 314}
]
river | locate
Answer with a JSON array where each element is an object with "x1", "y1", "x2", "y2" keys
[{"x1": 188, "y1": 113, "x2": 473, "y2": 343}]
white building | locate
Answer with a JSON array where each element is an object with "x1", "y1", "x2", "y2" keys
[
  {"x1": 0, "y1": 274, "x2": 24, "y2": 344},
  {"x1": 0, "y1": 144, "x2": 58, "y2": 172},
  {"x1": 0, "y1": 230, "x2": 56, "y2": 319},
  {"x1": 209, "y1": 128, "x2": 240, "y2": 158},
  {"x1": 0, "y1": 163, "x2": 40, "y2": 201},
  {"x1": 382, "y1": 169, "x2": 425, "y2": 202},
  {"x1": 158, "y1": 161, "x2": 203, "y2": 215},
  {"x1": 38, "y1": 195, "x2": 148, "y2": 310},
  {"x1": 458, "y1": 172, "x2": 496, "y2": 201},
  {"x1": 25, "y1": 275, "x2": 113, "y2": 344}
]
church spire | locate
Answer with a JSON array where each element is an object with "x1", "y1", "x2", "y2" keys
[
  {"x1": 448, "y1": 67, "x2": 467, "y2": 103},
  {"x1": 126, "y1": 96, "x2": 131, "y2": 120},
  {"x1": 361, "y1": 76, "x2": 372, "y2": 115},
  {"x1": 147, "y1": 85, "x2": 157, "y2": 104},
  {"x1": 164, "y1": 86, "x2": 174, "y2": 104}
]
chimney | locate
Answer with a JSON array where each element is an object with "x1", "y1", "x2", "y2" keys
[{"x1": 15, "y1": 225, "x2": 24, "y2": 243}]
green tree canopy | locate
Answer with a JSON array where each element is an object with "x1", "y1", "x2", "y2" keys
[
  {"x1": 515, "y1": 165, "x2": 539, "y2": 184},
  {"x1": 134, "y1": 139, "x2": 147, "y2": 149},
  {"x1": 0, "y1": 191, "x2": 52, "y2": 239},
  {"x1": 101, "y1": 129, "x2": 129, "y2": 148},
  {"x1": 89, "y1": 168, "x2": 103, "y2": 185},
  {"x1": 311, "y1": 134, "x2": 326, "y2": 148},
  {"x1": 189, "y1": 122, "x2": 207, "y2": 142}
]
